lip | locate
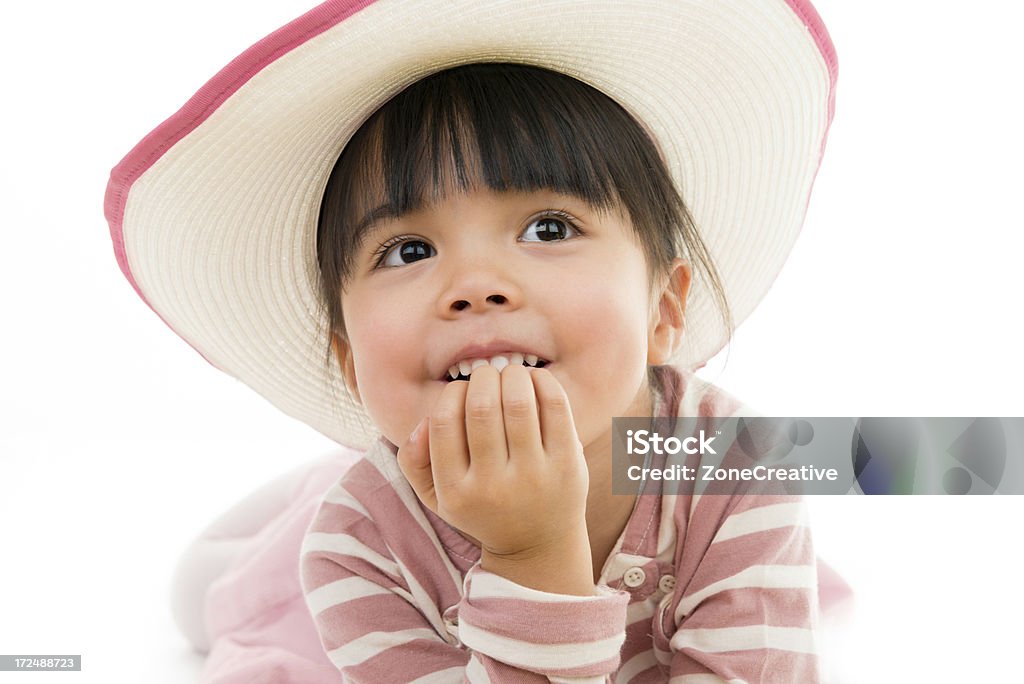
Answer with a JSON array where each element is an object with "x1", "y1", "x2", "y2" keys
[{"x1": 437, "y1": 339, "x2": 551, "y2": 380}]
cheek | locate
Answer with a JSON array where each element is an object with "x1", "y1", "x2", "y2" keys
[
  {"x1": 554, "y1": 263, "x2": 654, "y2": 431},
  {"x1": 561, "y1": 261, "x2": 652, "y2": 362},
  {"x1": 341, "y1": 293, "x2": 428, "y2": 442},
  {"x1": 344, "y1": 289, "x2": 416, "y2": 375},
  {"x1": 566, "y1": 299, "x2": 649, "y2": 368}
]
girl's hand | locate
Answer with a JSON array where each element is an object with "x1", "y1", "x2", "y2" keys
[{"x1": 397, "y1": 365, "x2": 595, "y2": 594}]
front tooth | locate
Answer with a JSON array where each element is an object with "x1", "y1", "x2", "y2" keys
[
  {"x1": 449, "y1": 365, "x2": 459, "y2": 379},
  {"x1": 509, "y1": 352, "x2": 524, "y2": 367},
  {"x1": 489, "y1": 355, "x2": 509, "y2": 371},
  {"x1": 471, "y1": 359, "x2": 488, "y2": 370},
  {"x1": 524, "y1": 354, "x2": 538, "y2": 366},
  {"x1": 459, "y1": 360, "x2": 472, "y2": 377}
]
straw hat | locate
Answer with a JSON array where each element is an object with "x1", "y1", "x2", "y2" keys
[{"x1": 105, "y1": 0, "x2": 837, "y2": 448}]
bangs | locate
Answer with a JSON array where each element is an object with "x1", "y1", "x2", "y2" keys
[{"x1": 370, "y1": 62, "x2": 625, "y2": 217}]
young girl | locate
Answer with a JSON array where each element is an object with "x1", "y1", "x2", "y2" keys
[{"x1": 106, "y1": 0, "x2": 841, "y2": 681}]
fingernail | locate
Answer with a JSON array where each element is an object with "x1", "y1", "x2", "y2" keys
[{"x1": 409, "y1": 417, "x2": 427, "y2": 444}]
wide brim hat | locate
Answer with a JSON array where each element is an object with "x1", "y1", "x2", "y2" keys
[{"x1": 105, "y1": 0, "x2": 837, "y2": 450}]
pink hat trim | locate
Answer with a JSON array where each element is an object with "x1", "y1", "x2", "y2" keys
[{"x1": 785, "y1": 0, "x2": 839, "y2": 154}]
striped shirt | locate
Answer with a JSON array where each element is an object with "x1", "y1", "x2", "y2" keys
[{"x1": 300, "y1": 365, "x2": 820, "y2": 682}]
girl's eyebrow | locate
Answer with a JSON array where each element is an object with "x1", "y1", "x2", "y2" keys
[{"x1": 353, "y1": 204, "x2": 404, "y2": 246}]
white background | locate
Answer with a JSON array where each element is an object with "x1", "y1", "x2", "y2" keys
[{"x1": 2, "y1": 1, "x2": 1022, "y2": 682}]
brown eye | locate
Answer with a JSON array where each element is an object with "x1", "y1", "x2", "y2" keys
[
  {"x1": 379, "y1": 239, "x2": 435, "y2": 267},
  {"x1": 521, "y1": 215, "x2": 580, "y2": 242}
]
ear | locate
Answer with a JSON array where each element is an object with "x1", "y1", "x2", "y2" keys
[
  {"x1": 647, "y1": 258, "x2": 691, "y2": 365},
  {"x1": 331, "y1": 332, "x2": 362, "y2": 404}
]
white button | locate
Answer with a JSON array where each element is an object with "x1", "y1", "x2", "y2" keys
[
  {"x1": 659, "y1": 574, "x2": 676, "y2": 593},
  {"x1": 623, "y1": 567, "x2": 646, "y2": 588}
]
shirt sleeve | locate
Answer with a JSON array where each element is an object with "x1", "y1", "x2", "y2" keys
[
  {"x1": 459, "y1": 564, "x2": 630, "y2": 680},
  {"x1": 663, "y1": 493, "x2": 821, "y2": 683},
  {"x1": 300, "y1": 479, "x2": 631, "y2": 683}
]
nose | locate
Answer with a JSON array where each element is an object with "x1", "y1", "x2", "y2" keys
[{"x1": 438, "y1": 257, "x2": 522, "y2": 317}]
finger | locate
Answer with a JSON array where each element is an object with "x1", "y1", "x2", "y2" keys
[
  {"x1": 429, "y1": 379, "x2": 470, "y2": 488},
  {"x1": 463, "y1": 364, "x2": 508, "y2": 476},
  {"x1": 531, "y1": 368, "x2": 582, "y2": 460},
  {"x1": 396, "y1": 417, "x2": 438, "y2": 512},
  {"x1": 500, "y1": 364, "x2": 543, "y2": 465}
]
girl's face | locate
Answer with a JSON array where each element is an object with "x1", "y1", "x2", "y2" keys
[{"x1": 334, "y1": 186, "x2": 688, "y2": 451}]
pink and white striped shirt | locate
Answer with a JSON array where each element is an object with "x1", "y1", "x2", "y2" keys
[{"x1": 300, "y1": 365, "x2": 820, "y2": 682}]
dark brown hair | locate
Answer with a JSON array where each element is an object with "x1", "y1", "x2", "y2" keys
[{"x1": 316, "y1": 62, "x2": 732, "y2": 379}]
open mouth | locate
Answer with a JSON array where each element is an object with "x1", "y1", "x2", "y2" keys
[{"x1": 443, "y1": 353, "x2": 549, "y2": 382}]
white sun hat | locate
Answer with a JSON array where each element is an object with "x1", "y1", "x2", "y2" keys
[{"x1": 105, "y1": 0, "x2": 837, "y2": 449}]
